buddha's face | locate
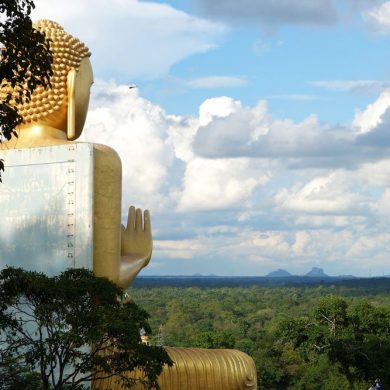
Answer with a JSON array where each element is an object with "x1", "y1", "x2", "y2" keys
[{"x1": 72, "y1": 57, "x2": 94, "y2": 139}]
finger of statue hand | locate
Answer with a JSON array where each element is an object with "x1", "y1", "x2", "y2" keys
[
  {"x1": 144, "y1": 209, "x2": 151, "y2": 233},
  {"x1": 127, "y1": 206, "x2": 136, "y2": 230},
  {"x1": 135, "y1": 208, "x2": 143, "y2": 231}
]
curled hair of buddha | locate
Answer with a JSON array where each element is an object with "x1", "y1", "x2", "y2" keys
[{"x1": 8, "y1": 20, "x2": 91, "y2": 124}]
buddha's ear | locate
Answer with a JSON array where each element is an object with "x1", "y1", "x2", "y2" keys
[{"x1": 67, "y1": 69, "x2": 77, "y2": 140}]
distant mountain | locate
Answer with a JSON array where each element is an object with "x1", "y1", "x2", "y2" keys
[
  {"x1": 306, "y1": 267, "x2": 328, "y2": 277},
  {"x1": 266, "y1": 269, "x2": 292, "y2": 277}
]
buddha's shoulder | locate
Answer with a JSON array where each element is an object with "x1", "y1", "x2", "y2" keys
[
  {"x1": 90, "y1": 142, "x2": 118, "y2": 155},
  {"x1": 89, "y1": 142, "x2": 122, "y2": 169}
]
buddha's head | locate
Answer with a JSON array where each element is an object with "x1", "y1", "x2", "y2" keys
[{"x1": 10, "y1": 20, "x2": 92, "y2": 140}]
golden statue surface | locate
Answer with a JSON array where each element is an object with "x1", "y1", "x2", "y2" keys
[
  {"x1": 0, "y1": 20, "x2": 257, "y2": 389},
  {"x1": 0, "y1": 20, "x2": 152, "y2": 289}
]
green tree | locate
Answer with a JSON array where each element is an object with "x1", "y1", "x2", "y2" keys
[
  {"x1": 0, "y1": 358, "x2": 43, "y2": 390},
  {"x1": 278, "y1": 295, "x2": 390, "y2": 388},
  {"x1": 193, "y1": 330, "x2": 236, "y2": 349},
  {"x1": 0, "y1": 267, "x2": 172, "y2": 389},
  {"x1": 0, "y1": 0, "x2": 53, "y2": 180}
]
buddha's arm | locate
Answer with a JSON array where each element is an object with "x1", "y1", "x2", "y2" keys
[
  {"x1": 93, "y1": 144, "x2": 122, "y2": 284},
  {"x1": 93, "y1": 144, "x2": 152, "y2": 289}
]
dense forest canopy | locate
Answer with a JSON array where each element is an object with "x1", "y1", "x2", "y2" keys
[{"x1": 130, "y1": 281, "x2": 390, "y2": 389}]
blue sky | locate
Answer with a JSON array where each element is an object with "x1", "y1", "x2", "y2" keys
[{"x1": 35, "y1": 0, "x2": 390, "y2": 276}]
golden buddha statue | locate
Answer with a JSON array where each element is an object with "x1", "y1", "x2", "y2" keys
[
  {"x1": 0, "y1": 20, "x2": 152, "y2": 289},
  {"x1": 0, "y1": 20, "x2": 257, "y2": 389}
]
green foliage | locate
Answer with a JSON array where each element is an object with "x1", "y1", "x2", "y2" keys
[
  {"x1": 289, "y1": 356, "x2": 350, "y2": 390},
  {"x1": 193, "y1": 330, "x2": 236, "y2": 349},
  {"x1": 0, "y1": 358, "x2": 43, "y2": 390},
  {"x1": 278, "y1": 296, "x2": 390, "y2": 388},
  {"x1": 0, "y1": 0, "x2": 53, "y2": 180},
  {"x1": 130, "y1": 282, "x2": 390, "y2": 389},
  {"x1": 0, "y1": 267, "x2": 172, "y2": 389}
]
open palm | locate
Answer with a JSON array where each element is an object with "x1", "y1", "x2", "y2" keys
[{"x1": 119, "y1": 206, "x2": 152, "y2": 288}]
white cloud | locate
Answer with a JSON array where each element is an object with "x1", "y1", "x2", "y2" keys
[
  {"x1": 198, "y1": 97, "x2": 242, "y2": 127},
  {"x1": 293, "y1": 215, "x2": 367, "y2": 229},
  {"x1": 151, "y1": 224, "x2": 390, "y2": 275},
  {"x1": 251, "y1": 231, "x2": 290, "y2": 256},
  {"x1": 167, "y1": 116, "x2": 198, "y2": 162},
  {"x1": 275, "y1": 171, "x2": 372, "y2": 215},
  {"x1": 83, "y1": 82, "x2": 272, "y2": 215},
  {"x1": 364, "y1": 1, "x2": 390, "y2": 34},
  {"x1": 191, "y1": 92, "x2": 390, "y2": 170},
  {"x1": 292, "y1": 231, "x2": 310, "y2": 255},
  {"x1": 82, "y1": 80, "x2": 177, "y2": 214},
  {"x1": 177, "y1": 157, "x2": 270, "y2": 211},
  {"x1": 346, "y1": 232, "x2": 390, "y2": 259},
  {"x1": 353, "y1": 91, "x2": 390, "y2": 134},
  {"x1": 154, "y1": 239, "x2": 206, "y2": 259},
  {"x1": 207, "y1": 225, "x2": 240, "y2": 234},
  {"x1": 33, "y1": 0, "x2": 226, "y2": 79},
  {"x1": 187, "y1": 76, "x2": 247, "y2": 89},
  {"x1": 357, "y1": 159, "x2": 390, "y2": 187},
  {"x1": 193, "y1": 99, "x2": 355, "y2": 165},
  {"x1": 78, "y1": 81, "x2": 390, "y2": 275},
  {"x1": 311, "y1": 80, "x2": 390, "y2": 93}
]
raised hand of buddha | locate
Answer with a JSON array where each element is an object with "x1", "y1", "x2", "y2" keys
[{"x1": 119, "y1": 206, "x2": 152, "y2": 288}]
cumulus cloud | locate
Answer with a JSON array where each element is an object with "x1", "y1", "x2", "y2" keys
[
  {"x1": 153, "y1": 224, "x2": 388, "y2": 276},
  {"x1": 192, "y1": 93, "x2": 390, "y2": 169},
  {"x1": 346, "y1": 232, "x2": 390, "y2": 260},
  {"x1": 357, "y1": 159, "x2": 390, "y2": 187},
  {"x1": 82, "y1": 83, "x2": 390, "y2": 212},
  {"x1": 353, "y1": 91, "x2": 390, "y2": 134},
  {"x1": 82, "y1": 80, "x2": 177, "y2": 213},
  {"x1": 274, "y1": 171, "x2": 372, "y2": 215},
  {"x1": 151, "y1": 223, "x2": 390, "y2": 275},
  {"x1": 198, "y1": 97, "x2": 243, "y2": 126},
  {"x1": 193, "y1": 98, "x2": 353, "y2": 164},
  {"x1": 79, "y1": 81, "x2": 390, "y2": 276},
  {"x1": 364, "y1": 1, "x2": 390, "y2": 34},
  {"x1": 292, "y1": 231, "x2": 310, "y2": 255},
  {"x1": 33, "y1": 0, "x2": 226, "y2": 79},
  {"x1": 357, "y1": 109, "x2": 390, "y2": 147},
  {"x1": 178, "y1": 157, "x2": 271, "y2": 211},
  {"x1": 293, "y1": 215, "x2": 368, "y2": 229},
  {"x1": 190, "y1": 0, "x2": 337, "y2": 27},
  {"x1": 82, "y1": 82, "x2": 272, "y2": 216},
  {"x1": 154, "y1": 238, "x2": 206, "y2": 259}
]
